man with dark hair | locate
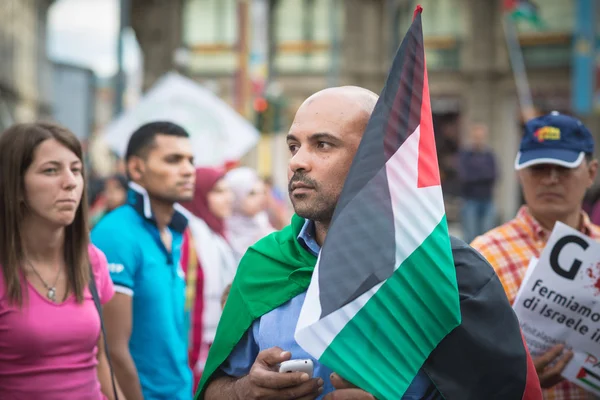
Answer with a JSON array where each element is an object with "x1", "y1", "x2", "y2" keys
[
  {"x1": 458, "y1": 123, "x2": 498, "y2": 243},
  {"x1": 92, "y1": 121, "x2": 196, "y2": 400},
  {"x1": 125, "y1": 121, "x2": 190, "y2": 161},
  {"x1": 472, "y1": 112, "x2": 599, "y2": 399}
]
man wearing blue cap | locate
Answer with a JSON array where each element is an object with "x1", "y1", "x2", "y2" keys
[{"x1": 472, "y1": 112, "x2": 599, "y2": 399}]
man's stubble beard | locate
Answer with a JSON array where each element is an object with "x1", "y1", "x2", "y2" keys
[
  {"x1": 288, "y1": 171, "x2": 339, "y2": 223},
  {"x1": 291, "y1": 191, "x2": 338, "y2": 223}
]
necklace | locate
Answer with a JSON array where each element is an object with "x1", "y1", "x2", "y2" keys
[{"x1": 26, "y1": 260, "x2": 61, "y2": 302}]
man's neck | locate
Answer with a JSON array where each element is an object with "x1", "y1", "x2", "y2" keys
[
  {"x1": 150, "y1": 197, "x2": 175, "y2": 231},
  {"x1": 314, "y1": 221, "x2": 330, "y2": 247},
  {"x1": 21, "y1": 216, "x2": 64, "y2": 264},
  {"x1": 531, "y1": 208, "x2": 583, "y2": 232}
]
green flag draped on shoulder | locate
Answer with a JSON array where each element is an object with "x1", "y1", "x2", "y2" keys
[{"x1": 195, "y1": 214, "x2": 315, "y2": 397}]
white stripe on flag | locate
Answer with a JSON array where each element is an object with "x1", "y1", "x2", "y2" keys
[
  {"x1": 386, "y1": 125, "x2": 446, "y2": 270},
  {"x1": 296, "y1": 250, "x2": 323, "y2": 340},
  {"x1": 296, "y1": 266, "x2": 385, "y2": 358}
]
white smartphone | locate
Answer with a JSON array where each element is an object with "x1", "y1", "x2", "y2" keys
[{"x1": 279, "y1": 359, "x2": 314, "y2": 377}]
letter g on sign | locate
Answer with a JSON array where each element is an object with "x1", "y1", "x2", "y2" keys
[{"x1": 550, "y1": 235, "x2": 589, "y2": 280}]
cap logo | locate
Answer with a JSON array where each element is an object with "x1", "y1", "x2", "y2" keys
[{"x1": 534, "y1": 126, "x2": 561, "y2": 142}]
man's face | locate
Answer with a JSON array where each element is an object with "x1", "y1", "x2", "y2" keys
[
  {"x1": 129, "y1": 134, "x2": 196, "y2": 203},
  {"x1": 286, "y1": 94, "x2": 367, "y2": 222},
  {"x1": 470, "y1": 124, "x2": 488, "y2": 150},
  {"x1": 518, "y1": 158, "x2": 598, "y2": 220}
]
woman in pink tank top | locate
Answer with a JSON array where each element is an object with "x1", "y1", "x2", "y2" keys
[{"x1": 0, "y1": 123, "x2": 121, "y2": 400}]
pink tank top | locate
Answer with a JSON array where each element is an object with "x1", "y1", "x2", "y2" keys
[{"x1": 0, "y1": 245, "x2": 115, "y2": 400}]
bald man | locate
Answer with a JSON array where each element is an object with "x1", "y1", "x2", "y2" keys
[{"x1": 202, "y1": 87, "x2": 437, "y2": 399}]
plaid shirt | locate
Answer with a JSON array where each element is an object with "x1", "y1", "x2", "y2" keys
[{"x1": 471, "y1": 206, "x2": 600, "y2": 400}]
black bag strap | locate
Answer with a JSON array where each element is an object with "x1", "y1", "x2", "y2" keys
[{"x1": 89, "y1": 265, "x2": 119, "y2": 400}]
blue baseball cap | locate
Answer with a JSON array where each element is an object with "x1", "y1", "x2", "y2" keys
[{"x1": 515, "y1": 111, "x2": 595, "y2": 170}]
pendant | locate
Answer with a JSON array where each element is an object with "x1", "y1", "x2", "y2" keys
[{"x1": 47, "y1": 287, "x2": 57, "y2": 302}]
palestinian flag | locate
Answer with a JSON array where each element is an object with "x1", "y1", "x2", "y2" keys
[
  {"x1": 577, "y1": 367, "x2": 600, "y2": 392},
  {"x1": 294, "y1": 6, "x2": 458, "y2": 398},
  {"x1": 294, "y1": 6, "x2": 542, "y2": 399},
  {"x1": 503, "y1": 0, "x2": 543, "y2": 27}
]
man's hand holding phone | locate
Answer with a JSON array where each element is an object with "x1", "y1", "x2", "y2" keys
[{"x1": 234, "y1": 347, "x2": 323, "y2": 400}]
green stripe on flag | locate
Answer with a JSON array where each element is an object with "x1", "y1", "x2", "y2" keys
[
  {"x1": 319, "y1": 216, "x2": 461, "y2": 399},
  {"x1": 579, "y1": 378, "x2": 600, "y2": 392},
  {"x1": 509, "y1": 2, "x2": 543, "y2": 28},
  {"x1": 511, "y1": 9, "x2": 542, "y2": 26}
]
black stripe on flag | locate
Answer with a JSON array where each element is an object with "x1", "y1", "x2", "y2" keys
[
  {"x1": 582, "y1": 367, "x2": 600, "y2": 382},
  {"x1": 317, "y1": 14, "x2": 426, "y2": 318}
]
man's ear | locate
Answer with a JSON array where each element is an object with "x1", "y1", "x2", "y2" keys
[
  {"x1": 516, "y1": 169, "x2": 525, "y2": 186},
  {"x1": 127, "y1": 157, "x2": 145, "y2": 182},
  {"x1": 587, "y1": 159, "x2": 598, "y2": 188}
]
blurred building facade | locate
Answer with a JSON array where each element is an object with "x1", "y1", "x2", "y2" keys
[
  {"x1": 150, "y1": 0, "x2": 599, "y2": 222},
  {"x1": 0, "y1": 0, "x2": 54, "y2": 129}
]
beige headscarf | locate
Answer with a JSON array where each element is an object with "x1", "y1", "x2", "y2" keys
[{"x1": 224, "y1": 167, "x2": 275, "y2": 259}]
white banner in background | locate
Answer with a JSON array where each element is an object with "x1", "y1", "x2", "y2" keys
[{"x1": 102, "y1": 72, "x2": 260, "y2": 167}]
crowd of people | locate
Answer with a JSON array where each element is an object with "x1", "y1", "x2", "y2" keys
[{"x1": 0, "y1": 83, "x2": 598, "y2": 400}]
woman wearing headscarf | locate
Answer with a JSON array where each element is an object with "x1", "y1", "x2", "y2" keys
[
  {"x1": 178, "y1": 167, "x2": 236, "y2": 386},
  {"x1": 224, "y1": 167, "x2": 276, "y2": 260}
]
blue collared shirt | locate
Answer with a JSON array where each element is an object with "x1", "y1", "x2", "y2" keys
[
  {"x1": 92, "y1": 182, "x2": 192, "y2": 400},
  {"x1": 221, "y1": 219, "x2": 437, "y2": 399}
]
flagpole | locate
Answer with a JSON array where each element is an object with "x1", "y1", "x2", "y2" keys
[
  {"x1": 114, "y1": 0, "x2": 130, "y2": 116},
  {"x1": 502, "y1": 14, "x2": 536, "y2": 122},
  {"x1": 235, "y1": 0, "x2": 250, "y2": 117},
  {"x1": 327, "y1": 0, "x2": 341, "y2": 87}
]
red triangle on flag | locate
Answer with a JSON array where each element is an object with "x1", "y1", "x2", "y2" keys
[{"x1": 417, "y1": 65, "x2": 441, "y2": 188}]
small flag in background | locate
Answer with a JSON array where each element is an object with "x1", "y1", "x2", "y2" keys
[
  {"x1": 577, "y1": 367, "x2": 600, "y2": 392},
  {"x1": 504, "y1": 0, "x2": 543, "y2": 27},
  {"x1": 295, "y1": 6, "x2": 460, "y2": 399}
]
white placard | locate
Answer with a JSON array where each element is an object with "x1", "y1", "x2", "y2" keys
[{"x1": 513, "y1": 222, "x2": 600, "y2": 395}]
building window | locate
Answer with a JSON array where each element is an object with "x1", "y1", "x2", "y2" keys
[
  {"x1": 394, "y1": 0, "x2": 464, "y2": 70},
  {"x1": 395, "y1": 0, "x2": 467, "y2": 38},
  {"x1": 182, "y1": 0, "x2": 238, "y2": 73},
  {"x1": 302, "y1": 0, "x2": 315, "y2": 45},
  {"x1": 183, "y1": 0, "x2": 237, "y2": 45},
  {"x1": 274, "y1": 0, "x2": 343, "y2": 73}
]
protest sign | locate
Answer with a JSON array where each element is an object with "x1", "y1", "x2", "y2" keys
[{"x1": 513, "y1": 222, "x2": 600, "y2": 395}]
